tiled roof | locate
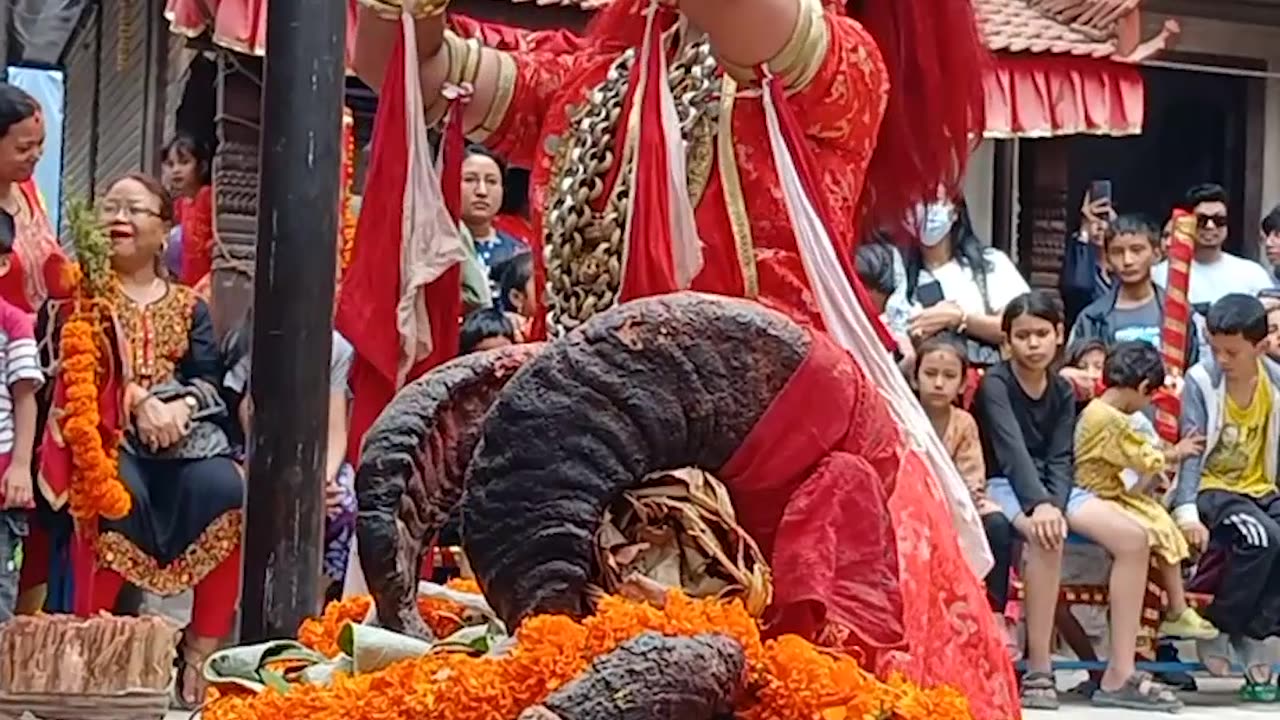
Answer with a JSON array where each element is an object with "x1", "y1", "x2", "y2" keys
[
  {"x1": 974, "y1": 0, "x2": 1123, "y2": 58},
  {"x1": 496, "y1": 0, "x2": 1136, "y2": 58}
]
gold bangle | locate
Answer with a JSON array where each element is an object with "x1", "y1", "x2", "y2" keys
[
  {"x1": 474, "y1": 50, "x2": 516, "y2": 139},
  {"x1": 358, "y1": 0, "x2": 403, "y2": 20},
  {"x1": 769, "y1": 0, "x2": 828, "y2": 90},
  {"x1": 406, "y1": 0, "x2": 450, "y2": 18}
]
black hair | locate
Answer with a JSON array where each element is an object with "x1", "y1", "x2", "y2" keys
[
  {"x1": 1262, "y1": 204, "x2": 1280, "y2": 236},
  {"x1": 1105, "y1": 214, "x2": 1159, "y2": 248},
  {"x1": 914, "y1": 332, "x2": 969, "y2": 376},
  {"x1": 161, "y1": 133, "x2": 212, "y2": 184},
  {"x1": 0, "y1": 210, "x2": 15, "y2": 255},
  {"x1": 1064, "y1": 337, "x2": 1107, "y2": 368},
  {"x1": 855, "y1": 242, "x2": 897, "y2": 297},
  {"x1": 459, "y1": 308, "x2": 516, "y2": 355},
  {"x1": 464, "y1": 144, "x2": 508, "y2": 178},
  {"x1": 0, "y1": 84, "x2": 39, "y2": 138},
  {"x1": 905, "y1": 197, "x2": 993, "y2": 310},
  {"x1": 493, "y1": 252, "x2": 533, "y2": 313},
  {"x1": 1000, "y1": 289, "x2": 1063, "y2": 334},
  {"x1": 1103, "y1": 340, "x2": 1166, "y2": 391},
  {"x1": 1205, "y1": 293, "x2": 1268, "y2": 344},
  {"x1": 1185, "y1": 183, "x2": 1228, "y2": 209}
]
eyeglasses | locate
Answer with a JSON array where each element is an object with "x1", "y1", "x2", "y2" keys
[
  {"x1": 1196, "y1": 213, "x2": 1228, "y2": 229},
  {"x1": 99, "y1": 203, "x2": 162, "y2": 219}
]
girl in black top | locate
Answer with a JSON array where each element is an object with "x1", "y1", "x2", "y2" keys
[{"x1": 974, "y1": 291, "x2": 1181, "y2": 711}]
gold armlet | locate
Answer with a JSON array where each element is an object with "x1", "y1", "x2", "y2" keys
[
  {"x1": 359, "y1": 0, "x2": 449, "y2": 20},
  {"x1": 768, "y1": 0, "x2": 828, "y2": 90},
  {"x1": 357, "y1": 0, "x2": 403, "y2": 20},
  {"x1": 425, "y1": 32, "x2": 470, "y2": 126},
  {"x1": 721, "y1": 0, "x2": 827, "y2": 89},
  {"x1": 471, "y1": 51, "x2": 517, "y2": 141}
]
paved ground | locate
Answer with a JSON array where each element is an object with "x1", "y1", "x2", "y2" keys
[
  {"x1": 159, "y1": 680, "x2": 1263, "y2": 720},
  {"x1": 1026, "y1": 676, "x2": 1270, "y2": 719}
]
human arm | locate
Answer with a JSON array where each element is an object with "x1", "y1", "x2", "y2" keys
[
  {"x1": 951, "y1": 411, "x2": 996, "y2": 513},
  {"x1": 354, "y1": 5, "x2": 573, "y2": 169},
  {"x1": 1041, "y1": 380, "x2": 1077, "y2": 510},
  {"x1": 325, "y1": 336, "x2": 355, "y2": 485},
  {"x1": 973, "y1": 373, "x2": 1054, "y2": 512},
  {"x1": 1, "y1": 308, "x2": 42, "y2": 509},
  {"x1": 1171, "y1": 373, "x2": 1209, "y2": 527},
  {"x1": 1095, "y1": 412, "x2": 1167, "y2": 481}
]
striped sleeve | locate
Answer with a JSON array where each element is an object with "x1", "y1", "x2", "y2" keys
[{"x1": 0, "y1": 303, "x2": 41, "y2": 389}]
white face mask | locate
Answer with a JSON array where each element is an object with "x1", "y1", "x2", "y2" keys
[{"x1": 915, "y1": 202, "x2": 955, "y2": 247}]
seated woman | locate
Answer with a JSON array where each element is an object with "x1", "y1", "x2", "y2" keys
[
  {"x1": 32, "y1": 173, "x2": 242, "y2": 708},
  {"x1": 223, "y1": 309, "x2": 356, "y2": 599},
  {"x1": 974, "y1": 291, "x2": 1180, "y2": 712}
]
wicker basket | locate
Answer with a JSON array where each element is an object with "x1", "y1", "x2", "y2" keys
[
  {"x1": 0, "y1": 614, "x2": 179, "y2": 720},
  {"x1": 0, "y1": 691, "x2": 171, "y2": 720}
]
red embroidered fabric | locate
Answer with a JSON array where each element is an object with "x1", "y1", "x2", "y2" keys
[{"x1": 474, "y1": 15, "x2": 1019, "y2": 718}]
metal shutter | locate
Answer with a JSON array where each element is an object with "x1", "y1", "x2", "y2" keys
[
  {"x1": 58, "y1": 3, "x2": 98, "y2": 242},
  {"x1": 93, "y1": 0, "x2": 147, "y2": 184}
]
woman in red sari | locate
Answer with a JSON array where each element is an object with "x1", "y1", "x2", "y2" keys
[{"x1": 0, "y1": 83, "x2": 61, "y2": 315}]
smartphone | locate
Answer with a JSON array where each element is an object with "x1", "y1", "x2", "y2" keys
[
  {"x1": 1090, "y1": 179, "x2": 1113, "y2": 204},
  {"x1": 916, "y1": 280, "x2": 945, "y2": 308}
]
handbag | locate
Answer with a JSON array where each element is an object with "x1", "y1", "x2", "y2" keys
[{"x1": 126, "y1": 380, "x2": 231, "y2": 460}]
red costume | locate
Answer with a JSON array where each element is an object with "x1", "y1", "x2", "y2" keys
[{"x1": 341, "y1": 2, "x2": 1017, "y2": 717}]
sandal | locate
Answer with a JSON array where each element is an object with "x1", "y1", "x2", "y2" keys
[
  {"x1": 1239, "y1": 677, "x2": 1279, "y2": 703},
  {"x1": 1092, "y1": 672, "x2": 1183, "y2": 713},
  {"x1": 172, "y1": 642, "x2": 211, "y2": 712},
  {"x1": 1020, "y1": 671, "x2": 1059, "y2": 710}
]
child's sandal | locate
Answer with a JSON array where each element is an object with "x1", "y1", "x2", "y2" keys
[
  {"x1": 1239, "y1": 676, "x2": 1278, "y2": 703},
  {"x1": 1020, "y1": 671, "x2": 1059, "y2": 710}
]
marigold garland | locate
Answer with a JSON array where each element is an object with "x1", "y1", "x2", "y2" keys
[
  {"x1": 338, "y1": 107, "x2": 357, "y2": 278},
  {"x1": 204, "y1": 591, "x2": 972, "y2": 720},
  {"x1": 59, "y1": 198, "x2": 129, "y2": 522},
  {"x1": 297, "y1": 579, "x2": 482, "y2": 657}
]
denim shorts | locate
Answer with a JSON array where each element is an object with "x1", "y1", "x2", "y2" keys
[{"x1": 986, "y1": 477, "x2": 1096, "y2": 524}]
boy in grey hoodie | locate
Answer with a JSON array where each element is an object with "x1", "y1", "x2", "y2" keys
[{"x1": 1176, "y1": 293, "x2": 1280, "y2": 699}]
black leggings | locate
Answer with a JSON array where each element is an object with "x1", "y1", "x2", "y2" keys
[{"x1": 983, "y1": 511, "x2": 1015, "y2": 612}]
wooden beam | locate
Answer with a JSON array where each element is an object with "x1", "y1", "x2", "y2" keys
[{"x1": 240, "y1": 0, "x2": 346, "y2": 641}]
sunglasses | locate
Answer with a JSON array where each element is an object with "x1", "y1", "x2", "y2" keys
[{"x1": 1197, "y1": 213, "x2": 1228, "y2": 229}]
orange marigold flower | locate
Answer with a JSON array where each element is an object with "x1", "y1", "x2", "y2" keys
[{"x1": 60, "y1": 310, "x2": 129, "y2": 522}]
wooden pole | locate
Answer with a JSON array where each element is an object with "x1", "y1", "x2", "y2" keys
[{"x1": 241, "y1": 0, "x2": 346, "y2": 641}]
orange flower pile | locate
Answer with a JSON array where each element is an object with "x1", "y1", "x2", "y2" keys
[
  {"x1": 59, "y1": 309, "x2": 129, "y2": 521},
  {"x1": 205, "y1": 591, "x2": 972, "y2": 720},
  {"x1": 297, "y1": 579, "x2": 483, "y2": 657}
]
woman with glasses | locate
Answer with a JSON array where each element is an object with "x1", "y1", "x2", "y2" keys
[{"x1": 26, "y1": 173, "x2": 241, "y2": 709}]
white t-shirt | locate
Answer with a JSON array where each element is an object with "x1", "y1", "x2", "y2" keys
[
  {"x1": 887, "y1": 248, "x2": 1029, "y2": 332},
  {"x1": 1151, "y1": 253, "x2": 1275, "y2": 307}
]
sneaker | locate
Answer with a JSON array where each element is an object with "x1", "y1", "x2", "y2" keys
[{"x1": 1159, "y1": 607, "x2": 1220, "y2": 640}]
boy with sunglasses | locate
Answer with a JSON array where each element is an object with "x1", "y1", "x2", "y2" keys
[{"x1": 1153, "y1": 184, "x2": 1274, "y2": 318}]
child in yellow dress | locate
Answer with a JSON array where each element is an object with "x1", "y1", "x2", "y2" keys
[{"x1": 1074, "y1": 340, "x2": 1217, "y2": 640}]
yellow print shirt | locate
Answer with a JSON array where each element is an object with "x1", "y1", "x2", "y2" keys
[{"x1": 1202, "y1": 368, "x2": 1275, "y2": 498}]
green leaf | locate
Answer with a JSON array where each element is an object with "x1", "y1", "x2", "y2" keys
[{"x1": 260, "y1": 668, "x2": 292, "y2": 696}]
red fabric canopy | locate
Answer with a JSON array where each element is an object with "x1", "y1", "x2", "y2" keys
[
  {"x1": 165, "y1": 0, "x2": 583, "y2": 61},
  {"x1": 983, "y1": 54, "x2": 1144, "y2": 139}
]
